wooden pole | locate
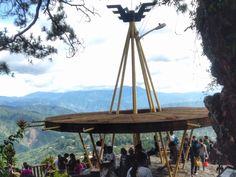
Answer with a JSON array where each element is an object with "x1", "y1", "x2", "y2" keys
[
  {"x1": 89, "y1": 133, "x2": 100, "y2": 169},
  {"x1": 182, "y1": 129, "x2": 194, "y2": 169},
  {"x1": 135, "y1": 33, "x2": 153, "y2": 111},
  {"x1": 159, "y1": 132, "x2": 172, "y2": 177},
  {"x1": 110, "y1": 24, "x2": 132, "y2": 112},
  {"x1": 112, "y1": 133, "x2": 116, "y2": 147},
  {"x1": 28, "y1": 123, "x2": 45, "y2": 127},
  {"x1": 99, "y1": 134, "x2": 106, "y2": 161},
  {"x1": 42, "y1": 126, "x2": 60, "y2": 131},
  {"x1": 173, "y1": 129, "x2": 187, "y2": 177},
  {"x1": 116, "y1": 29, "x2": 130, "y2": 113},
  {"x1": 78, "y1": 133, "x2": 93, "y2": 168},
  {"x1": 130, "y1": 22, "x2": 137, "y2": 114},
  {"x1": 140, "y1": 42, "x2": 162, "y2": 111},
  {"x1": 157, "y1": 132, "x2": 163, "y2": 163}
]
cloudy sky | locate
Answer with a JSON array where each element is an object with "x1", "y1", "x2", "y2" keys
[{"x1": 0, "y1": 0, "x2": 213, "y2": 97}]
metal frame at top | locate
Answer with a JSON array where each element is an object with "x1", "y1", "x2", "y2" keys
[{"x1": 107, "y1": 2, "x2": 156, "y2": 22}]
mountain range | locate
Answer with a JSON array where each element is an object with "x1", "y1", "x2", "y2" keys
[{"x1": 0, "y1": 86, "x2": 215, "y2": 166}]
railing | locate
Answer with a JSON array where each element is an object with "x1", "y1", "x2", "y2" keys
[{"x1": 31, "y1": 164, "x2": 46, "y2": 177}]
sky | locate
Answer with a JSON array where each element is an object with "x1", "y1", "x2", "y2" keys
[{"x1": 0, "y1": 0, "x2": 214, "y2": 97}]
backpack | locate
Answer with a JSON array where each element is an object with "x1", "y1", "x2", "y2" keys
[{"x1": 173, "y1": 136, "x2": 179, "y2": 145}]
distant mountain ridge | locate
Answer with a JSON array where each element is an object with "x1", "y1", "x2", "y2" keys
[
  {"x1": 0, "y1": 86, "x2": 215, "y2": 166},
  {"x1": 0, "y1": 86, "x2": 207, "y2": 113}
]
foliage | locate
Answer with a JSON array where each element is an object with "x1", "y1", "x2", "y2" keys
[
  {"x1": 0, "y1": 0, "x2": 97, "y2": 72},
  {"x1": 0, "y1": 120, "x2": 27, "y2": 171},
  {"x1": 54, "y1": 171, "x2": 68, "y2": 177}
]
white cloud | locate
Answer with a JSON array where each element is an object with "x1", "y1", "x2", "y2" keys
[{"x1": 0, "y1": 1, "x2": 213, "y2": 96}]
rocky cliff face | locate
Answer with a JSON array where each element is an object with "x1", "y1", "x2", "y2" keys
[{"x1": 195, "y1": 0, "x2": 236, "y2": 166}]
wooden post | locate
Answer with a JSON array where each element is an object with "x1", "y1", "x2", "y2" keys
[
  {"x1": 89, "y1": 133, "x2": 100, "y2": 169},
  {"x1": 99, "y1": 134, "x2": 106, "y2": 161},
  {"x1": 130, "y1": 22, "x2": 137, "y2": 114},
  {"x1": 135, "y1": 33, "x2": 154, "y2": 111},
  {"x1": 159, "y1": 132, "x2": 172, "y2": 177},
  {"x1": 182, "y1": 129, "x2": 194, "y2": 169},
  {"x1": 173, "y1": 129, "x2": 187, "y2": 177},
  {"x1": 157, "y1": 132, "x2": 163, "y2": 163},
  {"x1": 110, "y1": 24, "x2": 132, "y2": 112},
  {"x1": 112, "y1": 133, "x2": 116, "y2": 147},
  {"x1": 79, "y1": 133, "x2": 93, "y2": 168}
]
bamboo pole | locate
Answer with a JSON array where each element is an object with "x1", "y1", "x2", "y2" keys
[
  {"x1": 28, "y1": 123, "x2": 45, "y2": 127},
  {"x1": 157, "y1": 132, "x2": 163, "y2": 163},
  {"x1": 182, "y1": 129, "x2": 194, "y2": 169},
  {"x1": 130, "y1": 22, "x2": 137, "y2": 114},
  {"x1": 110, "y1": 24, "x2": 132, "y2": 112},
  {"x1": 89, "y1": 133, "x2": 100, "y2": 169},
  {"x1": 140, "y1": 43, "x2": 162, "y2": 111},
  {"x1": 135, "y1": 34, "x2": 153, "y2": 110},
  {"x1": 116, "y1": 28, "x2": 130, "y2": 113},
  {"x1": 159, "y1": 132, "x2": 172, "y2": 177},
  {"x1": 42, "y1": 126, "x2": 60, "y2": 131},
  {"x1": 112, "y1": 133, "x2": 116, "y2": 147},
  {"x1": 99, "y1": 134, "x2": 106, "y2": 161},
  {"x1": 78, "y1": 133, "x2": 93, "y2": 168},
  {"x1": 32, "y1": 120, "x2": 46, "y2": 123},
  {"x1": 173, "y1": 129, "x2": 187, "y2": 177},
  {"x1": 83, "y1": 127, "x2": 95, "y2": 133}
]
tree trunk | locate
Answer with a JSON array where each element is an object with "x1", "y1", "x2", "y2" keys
[{"x1": 195, "y1": 0, "x2": 236, "y2": 166}]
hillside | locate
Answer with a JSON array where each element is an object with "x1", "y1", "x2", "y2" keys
[{"x1": 0, "y1": 86, "x2": 216, "y2": 166}]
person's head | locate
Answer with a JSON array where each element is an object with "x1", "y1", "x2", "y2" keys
[
  {"x1": 70, "y1": 153, "x2": 76, "y2": 159},
  {"x1": 96, "y1": 140, "x2": 102, "y2": 146},
  {"x1": 129, "y1": 147, "x2": 134, "y2": 155},
  {"x1": 170, "y1": 130, "x2": 174, "y2": 135},
  {"x1": 23, "y1": 162, "x2": 29, "y2": 169},
  {"x1": 64, "y1": 153, "x2": 69, "y2": 158},
  {"x1": 121, "y1": 148, "x2": 127, "y2": 155}
]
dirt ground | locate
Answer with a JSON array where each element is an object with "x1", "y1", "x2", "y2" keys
[{"x1": 149, "y1": 156, "x2": 219, "y2": 177}]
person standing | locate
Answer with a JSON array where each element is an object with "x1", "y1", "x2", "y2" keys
[
  {"x1": 168, "y1": 131, "x2": 179, "y2": 164},
  {"x1": 199, "y1": 138, "x2": 208, "y2": 171},
  {"x1": 190, "y1": 136, "x2": 201, "y2": 176}
]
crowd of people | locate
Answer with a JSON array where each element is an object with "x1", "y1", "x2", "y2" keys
[
  {"x1": 5, "y1": 133, "x2": 215, "y2": 177},
  {"x1": 52, "y1": 153, "x2": 88, "y2": 176},
  {"x1": 100, "y1": 143, "x2": 153, "y2": 177}
]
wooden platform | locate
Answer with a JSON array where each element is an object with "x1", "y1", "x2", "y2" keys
[{"x1": 43, "y1": 107, "x2": 211, "y2": 133}]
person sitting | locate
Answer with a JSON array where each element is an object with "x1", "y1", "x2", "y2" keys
[
  {"x1": 127, "y1": 147, "x2": 135, "y2": 170},
  {"x1": 20, "y1": 162, "x2": 34, "y2": 177},
  {"x1": 67, "y1": 153, "x2": 77, "y2": 176},
  {"x1": 126, "y1": 151, "x2": 153, "y2": 177},
  {"x1": 103, "y1": 146, "x2": 116, "y2": 169},
  {"x1": 119, "y1": 148, "x2": 128, "y2": 177}
]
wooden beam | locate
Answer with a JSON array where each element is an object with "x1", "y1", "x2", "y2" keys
[
  {"x1": 42, "y1": 126, "x2": 60, "y2": 131},
  {"x1": 27, "y1": 123, "x2": 45, "y2": 127},
  {"x1": 83, "y1": 127, "x2": 95, "y2": 133}
]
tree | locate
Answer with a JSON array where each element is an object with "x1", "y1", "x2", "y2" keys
[
  {"x1": 0, "y1": 120, "x2": 27, "y2": 175},
  {"x1": 0, "y1": 0, "x2": 97, "y2": 73},
  {"x1": 162, "y1": 0, "x2": 236, "y2": 166}
]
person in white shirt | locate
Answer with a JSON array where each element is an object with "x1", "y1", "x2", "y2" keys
[
  {"x1": 126, "y1": 152, "x2": 153, "y2": 177},
  {"x1": 199, "y1": 138, "x2": 208, "y2": 170}
]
